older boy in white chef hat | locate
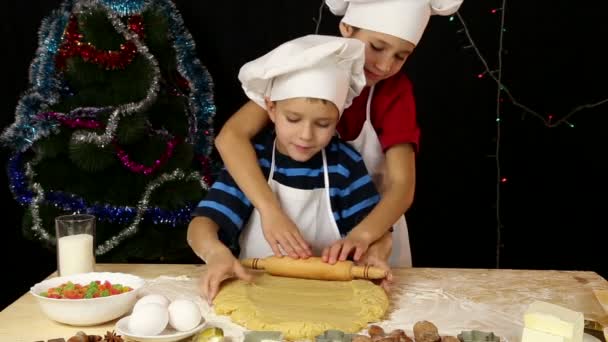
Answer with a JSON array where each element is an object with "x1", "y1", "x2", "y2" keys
[
  {"x1": 312, "y1": 0, "x2": 464, "y2": 269},
  {"x1": 188, "y1": 34, "x2": 391, "y2": 302}
]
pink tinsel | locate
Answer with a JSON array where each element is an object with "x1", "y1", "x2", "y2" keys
[{"x1": 114, "y1": 137, "x2": 181, "y2": 175}]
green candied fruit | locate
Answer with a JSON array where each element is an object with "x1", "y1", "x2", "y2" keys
[
  {"x1": 112, "y1": 284, "x2": 123, "y2": 290},
  {"x1": 85, "y1": 288, "x2": 96, "y2": 297},
  {"x1": 100, "y1": 289, "x2": 110, "y2": 297},
  {"x1": 40, "y1": 292, "x2": 48, "y2": 297},
  {"x1": 64, "y1": 281, "x2": 75, "y2": 290},
  {"x1": 88, "y1": 281, "x2": 98, "y2": 288}
]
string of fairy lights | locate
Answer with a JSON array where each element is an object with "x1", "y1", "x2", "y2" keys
[
  {"x1": 454, "y1": 1, "x2": 608, "y2": 268},
  {"x1": 313, "y1": 0, "x2": 608, "y2": 268}
]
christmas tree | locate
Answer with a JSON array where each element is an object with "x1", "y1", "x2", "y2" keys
[{"x1": 2, "y1": 0, "x2": 217, "y2": 262}]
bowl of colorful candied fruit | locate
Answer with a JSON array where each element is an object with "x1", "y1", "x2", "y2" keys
[{"x1": 30, "y1": 272, "x2": 145, "y2": 326}]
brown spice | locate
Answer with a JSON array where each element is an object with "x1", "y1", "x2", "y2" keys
[{"x1": 102, "y1": 330, "x2": 123, "y2": 342}]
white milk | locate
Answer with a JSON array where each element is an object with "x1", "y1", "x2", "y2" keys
[{"x1": 57, "y1": 233, "x2": 95, "y2": 276}]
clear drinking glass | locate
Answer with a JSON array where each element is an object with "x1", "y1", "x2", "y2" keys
[{"x1": 55, "y1": 214, "x2": 96, "y2": 276}]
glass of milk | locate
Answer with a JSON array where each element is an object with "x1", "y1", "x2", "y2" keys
[{"x1": 55, "y1": 214, "x2": 96, "y2": 276}]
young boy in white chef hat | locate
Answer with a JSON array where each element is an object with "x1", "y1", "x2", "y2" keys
[{"x1": 187, "y1": 34, "x2": 393, "y2": 302}]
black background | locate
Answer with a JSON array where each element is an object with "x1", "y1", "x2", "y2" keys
[{"x1": 2, "y1": 0, "x2": 607, "y2": 310}]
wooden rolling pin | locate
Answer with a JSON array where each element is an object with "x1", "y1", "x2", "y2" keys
[{"x1": 240, "y1": 256, "x2": 388, "y2": 281}]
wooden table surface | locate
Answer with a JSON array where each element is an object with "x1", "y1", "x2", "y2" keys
[{"x1": 1, "y1": 264, "x2": 607, "y2": 342}]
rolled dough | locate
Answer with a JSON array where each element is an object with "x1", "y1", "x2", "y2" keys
[{"x1": 213, "y1": 273, "x2": 389, "y2": 340}]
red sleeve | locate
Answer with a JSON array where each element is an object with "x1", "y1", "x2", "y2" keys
[{"x1": 371, "y1": 73, "x2": 420, "y2": 152}]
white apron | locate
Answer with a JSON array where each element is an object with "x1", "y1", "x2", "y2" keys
[
  {"x1": 239, "y1": 140, "x2": 342, "y2": 258},
  {"x1": 347, "y1": 85, "x2": 413, "y2": 267}
]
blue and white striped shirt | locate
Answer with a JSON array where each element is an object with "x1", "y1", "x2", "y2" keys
[{"x1": 192, "y1": 129, "x2": 380, "y2": 250}]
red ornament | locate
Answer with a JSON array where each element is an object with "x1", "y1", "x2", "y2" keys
[
  {"x1": 175, "y1": 73, "x2": 191, "y2": 93},
  {"x1": 128, "y1": 15, "x2": 145, "y2": 38},
  {"x1": 197, "y1": 155, "x2": 214, "y2": 186}
]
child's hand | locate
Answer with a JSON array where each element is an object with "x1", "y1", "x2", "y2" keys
[
  {"x1": 357, "y1": 232, "x2": 394, "y2": 292},
  {"x1": 357, "y1": 253, "x2": 394, "y2": 293},
  {"x1": 260, "y1": 206, "x2": 312, "y2": 259},
  {"x1": 321, "y1": 229, "x2": 372, "y2": 264},
  {"x1": 199, "y1": 247, "x2": 254, "y2": 304}
]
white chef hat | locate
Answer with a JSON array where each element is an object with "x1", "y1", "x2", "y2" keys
[
  {"x1": 325, "y1": 0, "x2": 464, "y2": 45},
  {"x1": 238, "y1": 34, "x2": 366, "y2": 115}
]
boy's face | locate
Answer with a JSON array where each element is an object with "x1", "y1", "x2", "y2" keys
[
  {"x1": 340, "y1": 23, "x2": 415, "y2": 86},
  {"x1": 266, "y1": 97, "x2": 339, "y2": 162}
]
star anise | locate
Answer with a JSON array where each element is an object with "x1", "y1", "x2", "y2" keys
[{"x1": 103, "y1": 331, "x2": 123, "y2": 342}]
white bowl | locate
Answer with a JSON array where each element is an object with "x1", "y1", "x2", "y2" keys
[
  {"x1": 30, "y1": 272, "x2": 145, "y2": 326},
  {"x1": 116, "y1": 315, "x2": 206, "y2": 342}
]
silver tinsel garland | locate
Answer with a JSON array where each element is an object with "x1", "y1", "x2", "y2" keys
[
  {"x1": 25, "y1": 163, "x2": 54, "y2": 243},
  {"x1": 95, "y1": 168, "x2": 203, "y2": 255},
  {"x1": 71, "y1": 2, "x2": 160, "y2": 148},
  {"x1": 25, "y1": 161, "x2": 203, "y2": 255}
]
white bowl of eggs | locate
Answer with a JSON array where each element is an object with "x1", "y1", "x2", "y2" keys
[
  {"x1": 30, "y1": 272, "x2": 145, "y2": 326},
  {"x1": 116, "y1": 294, "x2": 206, "y2": 342}
]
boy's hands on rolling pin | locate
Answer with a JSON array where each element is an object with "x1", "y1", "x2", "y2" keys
[
  {"x1": 260, "y1": 205, "x2": 312, "y2": 259},
  {"x1": 200, "y1": 246, "x2": 253, "y2": 304},
  {"x1": 357, "y1": 232, "x2": 394, "y2": 292},
  {"x1": 321, "y1": 228, "x2": 373, "y2": 265}
]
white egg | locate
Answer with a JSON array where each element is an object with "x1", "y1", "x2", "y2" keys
[
  {"x1": 128, "y1": 302, "x2": 169, "y2": 336},
  {"x1": 167, "y1": 299, "x2": 203, "y2": 331},
  {"x1": 133, "y1": 294, "x2": 170, "y2": 312}
]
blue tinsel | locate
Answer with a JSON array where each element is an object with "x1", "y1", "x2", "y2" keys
[
  {"x1": 156, "y1": 0, "x2": 217, "y2": 157},
  {"x1": 8, "y1": 153, "x2": 196, "y2": 227},
  {"x1": 100, "y1": 0, "x2": 148, "y2": 16}
]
